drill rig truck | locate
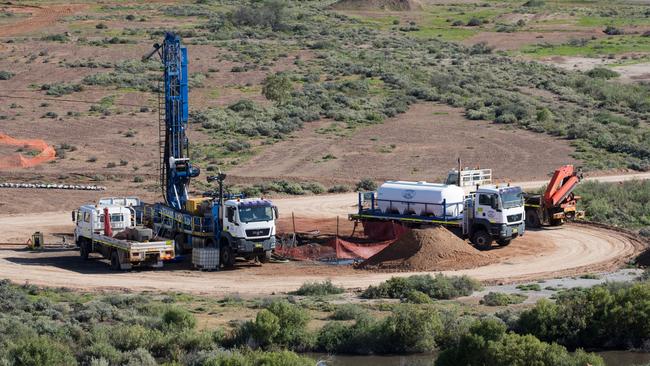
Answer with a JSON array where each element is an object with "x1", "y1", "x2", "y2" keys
[
  {"x1": 524, "y1": 165, "x2": 584, "y2": 228},
  {"x1": 139, "y1": 32, "x2": 277, "y2": 268}
]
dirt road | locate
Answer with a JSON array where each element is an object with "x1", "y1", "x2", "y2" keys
[
  {"x1": 0, "y1": 4, "x2": 87, "y2": 37},
  {"x1": 0, "y1": 172, "x2": 647, "y2": 294},
  {"x1": 0, "y1": 224, "x2": 641, "y2": 295},
  {"x1": 275, "y1": 172, "x2": 650, "y2": 219}
]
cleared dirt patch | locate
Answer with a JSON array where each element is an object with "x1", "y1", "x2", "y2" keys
[
  {"x1": 230, "y1": 103, "x2": 578, "y2": 184},
  {"x1": 358, "y1": 227, "x2": 494, "y2": 271}
]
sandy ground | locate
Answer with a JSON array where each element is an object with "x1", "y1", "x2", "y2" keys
[{"x1": 0, "y1": 224, "x2": 642, "y2": 295}]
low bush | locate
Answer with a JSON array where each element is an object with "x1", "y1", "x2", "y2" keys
[
  {"x1": 356, "y1": 178, "x2": 377, "y2": 191},
  {"x1": 516, "y1": 283, "x2": 541, "y2": 291},
  {"x1": 436, "y1": 318, "x2": 604, "y2": 366},
  {"x1": 291, "y1": 280, "x2": 344, "y2": 296},
  {"x1": 317, "y1": 304, "x2": 442, "y2": 354},
  {"x1": 235, "y1": 300, "x2": 312, "y2": 350},
  {"x1": 162, "y1": 307, "x2": 196, "y2": 331},
  {"x1": 362, "y1": 274, "x2": 482, "y2": 300},
  {"x1": 328, "y1": 184, "x2": 351, "y2": 193},
  {"x1": 516, "y1": 282, "x2": 650, "y2": 349},
  {"x1": 575, "y1": 180, "x2": 650, "y2": 228},
  {"x1": 480, "y1": 292, "x2": 527, "y2": 306},
  {"x1": 586, "y1": 67, "x2": 620, "y2": 79},
  {"x1": 330, "y1": 304, "x2": 368, "y2": 320},
  {"x1": 40, "y1": 83, "x2": 83, "y2": 96},
  {"x1": 0, "y1": 71, "x2": 14, "y2": 80}
]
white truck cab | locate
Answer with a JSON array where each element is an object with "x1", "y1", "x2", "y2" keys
[
  {"x1": 464, "y1": 185, "x2": 526, "y2": 247},
  {"x1": 218, "y1": 198, "x2": 277, "y2": 265},
  {"x1": 73, "y1": 197, "x2": 174, "y2": 270}
]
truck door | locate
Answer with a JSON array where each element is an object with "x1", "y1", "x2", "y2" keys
[
  {"x1": 225, "y1": 206, "x2": 238, "y2": 234},
  {"x1": 477, "y1": 193, "x2": 497, "y2": 223}
]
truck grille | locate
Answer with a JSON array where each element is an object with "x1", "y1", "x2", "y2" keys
[
  {"x1": 246, "y1": 228, "x2": 270, "y2": 237},
  {"x1": 507, "y1": 214, "x2": 522, "y2": 223}
]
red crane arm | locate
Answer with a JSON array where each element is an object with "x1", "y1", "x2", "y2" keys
[{"x1": 543, "y1": 165, "x2": 581, "y2": 207}]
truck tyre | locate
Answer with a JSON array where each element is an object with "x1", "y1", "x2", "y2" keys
[
  {"x1": 259, "y1": 250, "x2": 271, "y2": 263},
  {"x1": 525, "y1": 210, "x2": 541, "y2": 229},
  {"x1": 220, "y1": 244, "x2": 235, "y2": 268},
  {"x1": 80, "y1": 242, "x2": 90, "y2": 260},
  {"x1": 174, "y1": 234, "x2": 185, "y2": 256},
  {"x1": 110, "y1": 251, "x2": 121, "y2": 271},
  {"x1": 471, "y1": 230, "x2": 493, "y2": 250},
  {"x1": 496, "y1": 238, "x2": 511, "y2": 246}
]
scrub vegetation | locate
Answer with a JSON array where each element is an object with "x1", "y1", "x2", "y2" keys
[
  {"x1": 63, "y1": 0, "x2": 650, "y2": 172},
  {"x1": 8, "y1": 275, "x2": 650, "y2": 365}
]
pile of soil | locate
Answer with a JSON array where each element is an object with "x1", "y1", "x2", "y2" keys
[
  {"x1": 330, "y1": 0, "x2": 422, "y2": 11},
  {"x1": 357, "y1": 227, "x2": 495, "y2": 271}
]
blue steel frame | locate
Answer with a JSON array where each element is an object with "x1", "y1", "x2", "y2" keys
[{"x1": 160, "y1": 32, "x2": 199, "y2": 211}]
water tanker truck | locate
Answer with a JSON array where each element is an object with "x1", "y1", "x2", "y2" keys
[{"x1": 350, "y1": 180, "x2": 526, "y2": 249}]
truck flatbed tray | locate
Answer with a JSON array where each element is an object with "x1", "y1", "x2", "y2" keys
[
  {"x1": 92, "y1": 235, "x2": 173, "y2": 252},
  {"x1": 349, "y1": 212, "x2": 463, "y2": 227}
]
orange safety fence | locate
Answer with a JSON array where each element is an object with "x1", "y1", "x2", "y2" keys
[{"x1": 0, "y1": 133, "x2": 56, "y2": 169}]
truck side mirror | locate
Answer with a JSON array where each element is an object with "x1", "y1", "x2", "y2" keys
[
  {"x1": 273, "y1": 206, "x2": 279, "y2": 220},
  {"x1": 71, "y1": 210, "x2": 76, "y2": 222}
]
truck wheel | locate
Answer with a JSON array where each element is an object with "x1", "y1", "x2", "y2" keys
[
  {"x1": 259, "y1": 250, "x2": 271, "y2": 263},
  {"x1": 525, "y1": 210, "x2": 541, "y2": 229},
  {"x1": 220, "y1": 245, "x2": 235, "y2": 268},
  {"x1": 174, "y1": 234, "x2": 184, "y2": 256},
  {"x1": 496, "y1": 238, "x2": 511, "y2": 246},
  {"x1": 471, "y1": 230, "x2": 493, "y2": 250},
  {"x1": 80, "y1": 242, "x2": 90, "y2": 260},
  {"x1": 110, "y1": 251, "x2": 121, "y2": 271}
]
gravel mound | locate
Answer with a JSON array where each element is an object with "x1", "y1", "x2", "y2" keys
[
  {"x1": 358, "y1": 227, "x2": 494, "y2": 271},
  {"x1": 330, "y1": 0, "x2": 422, "y2": 11}
]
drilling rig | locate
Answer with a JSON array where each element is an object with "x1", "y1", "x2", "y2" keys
[{"x1": 140, "y1": 32, "x2": 277, "y2": 268}]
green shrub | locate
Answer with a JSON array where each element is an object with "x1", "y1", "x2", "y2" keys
[
  {"x1": 41, "y1": 83, "x2": 83, "y2": 96},
  {"x1": 517, "y1": 283, "x2": 650, "y2": 349},
  {"x1": 575, "y1": 180, "x2": 650, "y2": 228},
  {"x1": 516, "y1": 283, "x2": 541, "y2": 291},
  {"x1": 356, "y1": 178, "x2": 377, "y2": 191},
  {"x1": 328, "y1": 184, "x2": 351, "y2": 193},
  {"x1": 405, "y1": 290, "x2": 433, "y2": 304},
  {"x1": 480, "y1": 292, "x2": 527, "y2": 306},
  {"x1": 318, "y1": 304, "x2": 442, "y2": 354},
  {"x1": 586, "y1": 67, "x2": 620, "y2": 79},
  {"x1": 250, "y1": 309, "x2": 280, "y2": 347},
  {"x1": 0, "y1": 71, "x2": 14, "y2": 80},
  {"x1": 263, "y1": 73, "x2": 293, "y2": 104},
  {"x1": 362, "y1": 274, "x2": 482, "y2": 300},
  {"x1": 330, "y1": 304, "x2": 368, "y2": 320},
  {"x1": 123, "y1": 348, "x2": 156, "y2": 366},
  {"x1": 291, "y1": 280, "x2": 344, "y2": 296},
  {"x1": 300, "y1": 182, "x2": 326, "y2": 194},
  {"x1": 162, "y1": 307, "x2": 196, "y2": 331},
  {"x1": 523, "y1": 0, "x2": 545, "y2": 6},
  {"x1": 435, "y1": 318, "x2": 604, "y2": 366},
  {"x1": 9, "y1": 336, "x2": 77, "y2": 366},
  {"x1": 466, "y1": 18, "x2": 482, "y2": 26},
  {"x1": 235, "y1": 300, "x2": 312, "y2": 350}
]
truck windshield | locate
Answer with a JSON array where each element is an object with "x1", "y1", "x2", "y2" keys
[
  {"x1": 500, "y1": 187, "x2": 523, "y2": 209},
  {"x1": 238, "y1": 206, "x2": 273, "y2": 223}
]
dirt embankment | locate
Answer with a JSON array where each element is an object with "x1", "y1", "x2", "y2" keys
[{"x1": 359, "y1": 227, "x2": 494, "y2": 271}]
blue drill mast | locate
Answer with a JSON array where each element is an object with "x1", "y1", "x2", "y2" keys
[{"x1": 143, "y1": 32, "x2": 199, "y2": 211}]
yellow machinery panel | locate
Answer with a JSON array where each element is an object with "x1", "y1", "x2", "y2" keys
[{"x1": 185, "y1": 197, "x2": 210, "y2": 215}]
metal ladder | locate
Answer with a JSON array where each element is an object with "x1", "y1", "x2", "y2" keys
[{"x1": 157, "y1": 83, "x2": 166, "y2": 202}]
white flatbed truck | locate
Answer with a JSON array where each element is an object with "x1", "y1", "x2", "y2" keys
[{"x1": 72, "y1": 197, "x2": 175, "y2": 270}]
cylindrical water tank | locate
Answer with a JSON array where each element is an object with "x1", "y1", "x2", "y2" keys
[{"x1": 376, "y1": 181, "x2": 465, "y2": 217}]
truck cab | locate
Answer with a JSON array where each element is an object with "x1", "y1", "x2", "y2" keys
[
  {"x1": 215, "y1": 198, "x2": 277, "y2": 267},
  {"x1": 74, "y1": 204, "x2": 133, "y2": 242},
  {"x1": 464, "y1": 185, "x2": 525, "y2": 248}
]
